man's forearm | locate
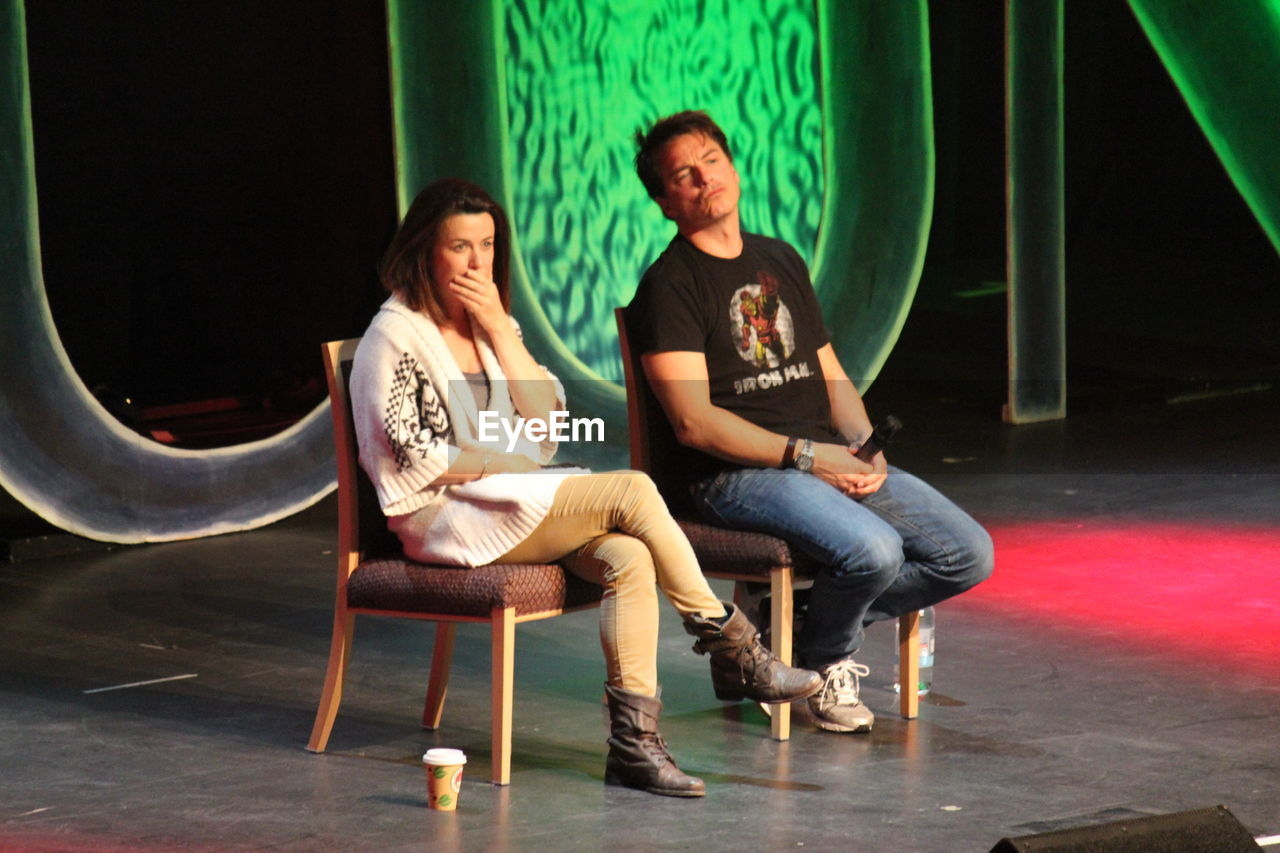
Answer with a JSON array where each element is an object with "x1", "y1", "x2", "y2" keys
[
  {"x1": 815, "y1": 345, "x2": 874, "y2": 446},
  {"x1": 829, "y1": 383, "x2": 874, "y2": 446},
  {"x1": 671, "y1": 404, "x2": 791, "y2": 468},
  {"x1": 643, "y1": 349, "x2": 794, "y2": 468}
]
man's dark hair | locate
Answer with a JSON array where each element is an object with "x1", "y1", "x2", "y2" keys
[
  {"x1": 378, "y1": 177, "x2": 511, "y2": 321},
  {"x1": 633, "y1": 110, "x2": 733, "y2": 200}
]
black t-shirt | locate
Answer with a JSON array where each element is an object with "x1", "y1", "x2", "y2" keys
[{"x1": 627, "y1": 232, "x2": 841, "y2": 488}]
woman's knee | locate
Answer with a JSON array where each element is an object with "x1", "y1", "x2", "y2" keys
[
  {"x1": 583, "y1": 533, "x2": 657, "y2": 589},
  {"x1": 615, "y1": 469, "x2": 662, "y2": 500},
  {"x1": 608, "y1": 470, "x2": 674, "y2": 520}
]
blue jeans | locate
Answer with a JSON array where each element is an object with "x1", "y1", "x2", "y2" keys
[{"x1": 690, "y1": 466, "x2": 994, "y2": 669}]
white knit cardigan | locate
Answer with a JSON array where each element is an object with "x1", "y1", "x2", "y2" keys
[{"x1": 350, "y1": 294, "x2": 582, "y2": 567}]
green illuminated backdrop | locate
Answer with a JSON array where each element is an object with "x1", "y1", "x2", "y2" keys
[
  {"x1": 1128, "y1": 0, "x2": 1280, "y2": 257},
  {"x1": 503, "y1": 0, "x2": 825, "y2": 378},
  {"x1": 5, "y1": 0, "x2": 1280, "y2": 541},
  {"x1": 387, "y1": 0, "x2": 935, "y2": 469},
  {"x1": 0, "y1": 0, "x2": 939, "y2": 545}
]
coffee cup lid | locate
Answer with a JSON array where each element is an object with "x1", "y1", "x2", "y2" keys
[{"x1": 423, "y1": 748, "x2": 467, "y2": 766}]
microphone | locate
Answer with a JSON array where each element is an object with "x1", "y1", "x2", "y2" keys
[{"x1": 853, "y1": 415, "x2": 902, "y2": 462}]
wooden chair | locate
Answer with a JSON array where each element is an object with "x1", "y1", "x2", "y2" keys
[
  {"x1": 613, "y1": 309, "x2": 922, "y2": 735},
  {"x1": 306, "y1": 339, "x2": 602, "y2": 785}
]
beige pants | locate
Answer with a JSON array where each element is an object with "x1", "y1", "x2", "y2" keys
[{"x1": 495, "y1": 471, "x2": 725, "y2": 697}]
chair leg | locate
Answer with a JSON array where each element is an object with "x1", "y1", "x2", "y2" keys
[
  {"x1": 898, "y1": 610, "x2": 920, "y2": 719},
  {"x1": 731, "y1": 580, "x2": 762, "y2": 614},
  {"x1": 490, "y1": 606, "x2": 515, "y2": 786},
  {"x1": 768, "y1": 568, "x2": 794, "y2": 741},
  {"x1": 422, "y1": 622, "x2": 457, "y2": 730},
  {"x1": 307, "y1": 609, "x2": 356, "y2": 753}
]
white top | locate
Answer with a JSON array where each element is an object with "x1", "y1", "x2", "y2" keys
[{"x1": 350, "y1": 294, "x2": 584, "y2": 566}]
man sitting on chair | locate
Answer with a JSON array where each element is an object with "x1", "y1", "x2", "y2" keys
[{"x1": 626, "y1": 110, "x2": 994, "y2": 733}]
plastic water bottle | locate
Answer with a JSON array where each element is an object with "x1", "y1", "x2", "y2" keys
[{"x1": 893, "y1": 606, "x2": 935, "y2": 695}]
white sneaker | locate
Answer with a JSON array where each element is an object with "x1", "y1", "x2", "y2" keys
[{"x1": 807, "y1": 658, "x2": 875, "y2": 733}]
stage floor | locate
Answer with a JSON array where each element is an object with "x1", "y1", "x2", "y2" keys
[{"x1": 3, "y1": 378, "x2": 1279, "y2": 851}]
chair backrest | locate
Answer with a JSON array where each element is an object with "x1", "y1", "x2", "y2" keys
[
  {"x1": 614, "y1": 308, "x2": 716, "y2": 516},
  {"x1": 321, "y1": 339, "x2": 403, "y2": 576}
]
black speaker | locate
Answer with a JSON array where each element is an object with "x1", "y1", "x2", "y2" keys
[{"x1": 989, "y1": 805, "x2": 1261, "y2": 852}]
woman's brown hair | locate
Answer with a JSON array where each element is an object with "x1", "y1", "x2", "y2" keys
[{"x1": 378, "y1": 178, "x2": 512, "y2": 321}]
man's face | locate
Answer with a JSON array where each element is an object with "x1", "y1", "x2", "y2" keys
[{"x1": 655, "y1": 132, "x2": 740, "y2": 230}]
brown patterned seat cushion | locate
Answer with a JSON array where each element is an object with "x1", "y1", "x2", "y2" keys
[
  {"x1": 675, "y1": 519, "x2": 818, "y2": 579},
  {"x1": 347, "y1": 559, "x2": 602, "y2": 618}
]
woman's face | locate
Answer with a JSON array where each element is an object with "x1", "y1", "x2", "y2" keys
[{"x1": 429, "y1": 212, "x2": 495, "y2": 306}]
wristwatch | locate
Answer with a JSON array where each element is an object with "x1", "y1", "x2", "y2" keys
[{"x1": 793, "y1": 438, "x2": 815, "y2": 473}]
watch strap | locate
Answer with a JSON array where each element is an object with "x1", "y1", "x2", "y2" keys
[{"x1": 782, "y1": 436, "x2": 799, "y2": 468}]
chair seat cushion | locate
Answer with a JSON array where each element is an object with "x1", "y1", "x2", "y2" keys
[
  {"x1": 675, "y1": 519, "x2": 818, "y2": 578},
  {"x1": 348, "y1": 559, "x2": 602, "y2": 617}
]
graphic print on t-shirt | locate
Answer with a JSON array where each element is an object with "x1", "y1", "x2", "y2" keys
[{"x1": 728, "y1": 270, "x2": 795, "y2": 369}]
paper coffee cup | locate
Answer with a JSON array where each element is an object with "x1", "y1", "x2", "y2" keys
[{"x1": 423, "y1": 748, "x2": 467, "y2": 811}]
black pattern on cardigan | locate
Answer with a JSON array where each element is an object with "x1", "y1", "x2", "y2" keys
[{"x1": 383, "y1": 352, "x2": 449, "y2": 473}]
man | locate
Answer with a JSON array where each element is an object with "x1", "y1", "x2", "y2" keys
[{"x1": 626, "y1": 110, "x2": 993, "y2": 733}]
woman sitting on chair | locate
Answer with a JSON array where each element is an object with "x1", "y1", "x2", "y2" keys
[{"x1": 350, "y1": 178, "x2": 820, "y2": 798}]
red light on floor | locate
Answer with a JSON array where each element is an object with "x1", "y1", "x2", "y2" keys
[{"x1": 969, "y1": 521, "x2": 1280, "y2": 678}]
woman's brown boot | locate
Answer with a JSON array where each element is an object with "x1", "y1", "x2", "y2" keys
[
  {"x1": 683, "y1": 602, "x2": 822, "y2": 703},
  {"x1": 603, "y1": 685, "x2": 705, "y2": 797}
]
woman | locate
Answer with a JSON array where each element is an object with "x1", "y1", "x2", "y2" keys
[{"x1": 351, "y1": 178, "x2": 820, "y2": 798}]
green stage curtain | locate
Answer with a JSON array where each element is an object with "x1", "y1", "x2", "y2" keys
[
  {"x1": 389, "y1": 0, "x2": 934, "y2": 466},
  {"x1": 1129, "y1": 0, "x2": 1280, "y2": 255}
]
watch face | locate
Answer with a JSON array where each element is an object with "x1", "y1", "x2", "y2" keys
[{"x1": 795, "y1": 442, "x2": 815, "y2": 472}]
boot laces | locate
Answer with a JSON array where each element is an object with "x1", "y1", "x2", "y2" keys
[
  {"x1": 638, "y1": 732, "x2": 676, "y2": 765},
  {"x1": 817, "y1": 658, "x2": 870, "y2": 709},
  {"x1": 719, "y1": 633, "x2": 771, "y2": 683}
]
